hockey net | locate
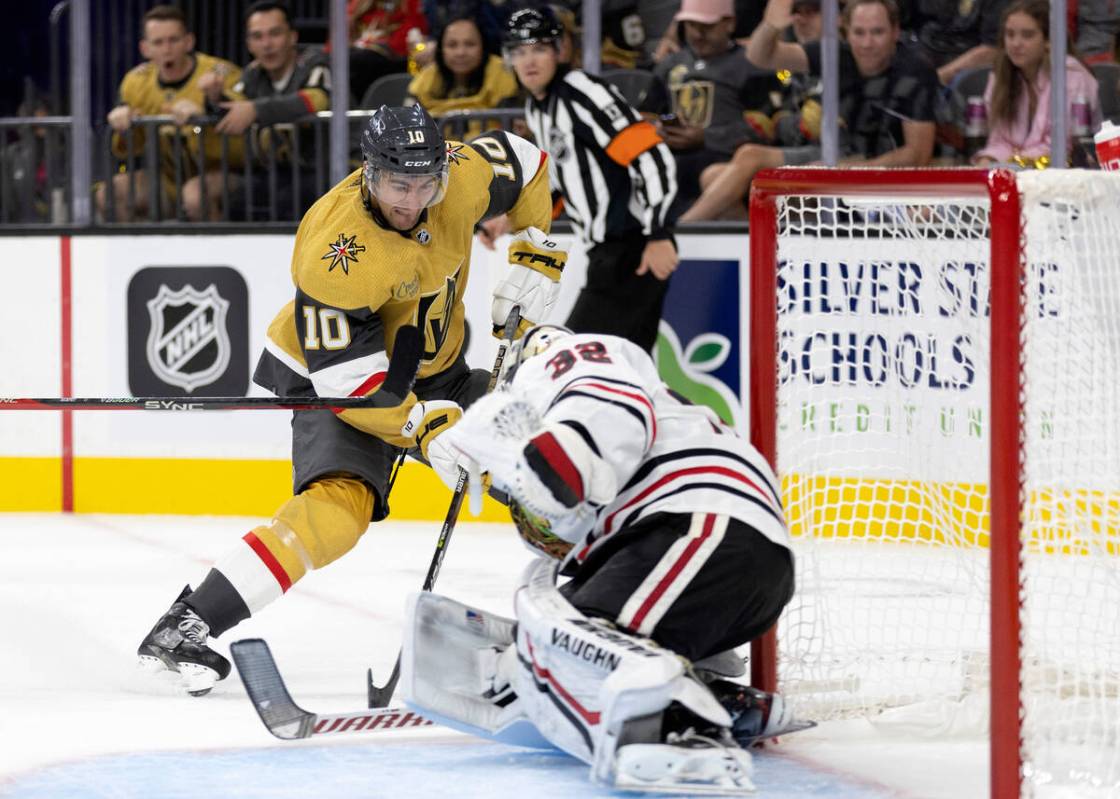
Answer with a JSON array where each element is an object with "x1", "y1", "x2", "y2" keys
[{"x1": 748, "y1": 168, "x2": 1120, "y2": 797}]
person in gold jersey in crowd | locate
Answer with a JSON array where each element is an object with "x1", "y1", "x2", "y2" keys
[{"x1": 96, "y1": 4, "x2": 243, "y2": 222}]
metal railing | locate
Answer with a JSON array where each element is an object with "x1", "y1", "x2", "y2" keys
[{"x1": 69, "y1": 108, "x2": 522, "y2": 226}]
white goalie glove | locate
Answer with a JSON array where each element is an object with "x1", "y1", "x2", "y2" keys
[
  {"x1": 440, "y1": 390, "x2": 616, "y2": 550},
  {"x1": 492, "y1": 227, "x2": 566, "y2": 338}
]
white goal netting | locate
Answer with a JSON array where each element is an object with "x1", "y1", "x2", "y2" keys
[{"x1": 766, "y1": 170, "x2": 1120, "y2": 795}]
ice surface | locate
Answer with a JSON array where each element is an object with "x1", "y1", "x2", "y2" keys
[{"x1": 0, "y1": 513, "x2": 981, "y2": 798}]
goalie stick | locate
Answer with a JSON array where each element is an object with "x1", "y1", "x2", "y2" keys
[
  {"x1": 230, "y1": 638, "x2": 434, "y2": 740},
  {"x1": 0, "y1": 325, "x2": 423, "y2": 412},
  {"x1": 365, "y1": 306, "x2": 523, "y2": 708}
]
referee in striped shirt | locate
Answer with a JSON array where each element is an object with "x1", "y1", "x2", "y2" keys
[{"x1": 483, "y1": 6, "x2": 679, "y2": 353}]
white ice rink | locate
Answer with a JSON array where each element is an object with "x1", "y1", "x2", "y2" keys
[{"x1": 0, "y1": 513, "x2": 988, "y2": 799}]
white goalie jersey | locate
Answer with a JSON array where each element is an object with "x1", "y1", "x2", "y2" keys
[{"x1": 447, "y1": 332, "x2": 790, "y2": 569}]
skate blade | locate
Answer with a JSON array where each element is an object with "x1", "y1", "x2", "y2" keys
[{"x1": 133, "y1": 654, "x2": 219, "y2": 697}]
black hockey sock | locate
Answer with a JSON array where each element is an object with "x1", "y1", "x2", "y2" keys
[{"x1": 183, "y1": 569, "x2": 251, "y2": 638}]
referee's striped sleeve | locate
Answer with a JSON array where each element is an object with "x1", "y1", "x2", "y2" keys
[{"x1": 563, "y1": 72, "x2": 676, "y2": 236}]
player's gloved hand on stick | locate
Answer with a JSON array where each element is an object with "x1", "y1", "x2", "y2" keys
[
  {"x1": 402, "y1": 400, "x2": 467, "y2": 490},
  {"x1": 492, "y1": 227, "x2": 566, "y2": 339},
  {"x1": 403, "y1": 398, "x2": 490, "y2": 497}
]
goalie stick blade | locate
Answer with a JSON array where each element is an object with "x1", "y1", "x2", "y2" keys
[{"x1": 231, "y1": 638, "x2": 435, "y2": 740}]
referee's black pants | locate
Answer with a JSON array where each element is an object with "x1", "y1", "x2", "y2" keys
[{"x1": 565, "y1": 230, "x2": 672, "y2": 353}]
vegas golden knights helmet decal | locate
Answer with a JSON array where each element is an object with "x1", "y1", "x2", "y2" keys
[{"x1": 145, "y1": 283, "x2": 232, "y2": 393}]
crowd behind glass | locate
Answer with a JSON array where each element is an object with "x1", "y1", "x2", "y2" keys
[{"x1": 1, "y1": 0, "x2": 1117, "y2": 225}]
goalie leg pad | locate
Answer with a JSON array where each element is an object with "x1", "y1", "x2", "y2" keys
[
  {"x1": 510, "y1": 560, "x2": 733, "y2": 786},
  {"x1": 400, "y1": 591, "x2": 553, "y2": 749}
]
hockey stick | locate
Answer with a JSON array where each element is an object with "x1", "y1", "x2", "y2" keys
[
  {"x1": 0, "y1": 325, "x2": 423, "y2": 412},
  {"x1": 230, "y1": 638, "x2": 434, "y2": 740},
  {"x1": 365, "y1": 306, "x2": 522, "y2": 708}
]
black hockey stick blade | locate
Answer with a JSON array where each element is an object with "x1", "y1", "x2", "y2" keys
[
  {"x1": 231, "y1": 638, "x2": 316, "y2": 740},
  {"x1": 367, "y1": 659, "x2": 400, "y2": 709},
  {"x1": 379, "y1": 324, "x2": 422, "y2": 404}
]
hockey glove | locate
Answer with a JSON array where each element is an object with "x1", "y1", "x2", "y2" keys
[
  {"x1": 492, "y1": 227, "x2": 566, "y2": 339},
  {"x1": 402, "y1": 400, "x2": 466, "y2": 491}
]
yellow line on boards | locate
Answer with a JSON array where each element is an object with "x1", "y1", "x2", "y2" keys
[{"x1": 0, "y1": 457, "x2": 509, "y2": 522}]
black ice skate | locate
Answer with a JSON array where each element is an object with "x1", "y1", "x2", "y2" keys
[
  {"x1": 709, "y1": 679, "x2": 816, "y2": 746},
  {"x1": 137, "y1": 586, "x2": 231, "y2": 696}
]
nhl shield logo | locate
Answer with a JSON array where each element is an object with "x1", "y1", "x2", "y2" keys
[{"x1": 145, "y1": 284, "x2": 231, "y2": 393}]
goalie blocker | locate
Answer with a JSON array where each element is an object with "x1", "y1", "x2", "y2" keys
[{"x1": 402, "y1": 329, "x2": 805, "y2": 795}]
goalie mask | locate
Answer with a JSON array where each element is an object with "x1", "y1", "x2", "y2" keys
[
  {"x1": 510, "y1": 499, "x2": 574, "y2": 561},
  {"x1": 361, "y1": 104, "x2": 449, "y2": 211},
  {"x1": 503, "y1": 324, "x2": 572, "y2": 384}
]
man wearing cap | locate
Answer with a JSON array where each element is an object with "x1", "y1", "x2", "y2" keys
[
  {"x1": 679, "y1": 0, "x2": 938, "y2": 221},
  {"x1": 649, "y1": 0, "x2": 780, "y2": 218}
]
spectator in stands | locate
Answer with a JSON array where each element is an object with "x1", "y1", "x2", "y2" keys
[
  {"x1": 907, "y1": 0, "x2": 1012, "y2": 86},
  {"x1": 973, "y1": 0, "x2": 1100, "y2": 167},
  {"x1": 346, "y1": 0, "x2": 428, "y2": 103},
  {"x1": 679, "y1": 0, "x2": 938, "y2": 221},
  {"x1": 1073, "y1": 0, "x2": 1119, "y2": 64},
  {"x1": 96, "y1": 5, "x2": 243, "y2": 222},
  {"x1": 423, "y1": 0, "x2": 511, "y2": 59},
  {"x1": 407, "y1": 14, "x2": 519, "y2": 138},
  {"x1": 182, "y1": 0, "x2": 331, "y2": 222},
  {"x1": 652, "y1": 0, "x2": 767, "y2": 62},
  {"x1": 648, "y1": 0, "x2": 781, "y2": 218},
  {"x1": 771, "y1": 0, "x2": 824, "y2": 150}
]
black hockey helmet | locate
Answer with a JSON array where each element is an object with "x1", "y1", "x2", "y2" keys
[
  {"x1": 502, "y1": 6, "x2": 563, "y2": 53},
  {"x1": 361, "y1": 104, "x2": 448, "y2": 208}
]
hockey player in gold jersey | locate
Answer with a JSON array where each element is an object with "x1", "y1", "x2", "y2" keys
[
  {"x1": 95, "y1": 5, "x2": 244, "y2": 222},
  {"x1": 138, "y1": 104, "x2": 564, "y2": 696}
]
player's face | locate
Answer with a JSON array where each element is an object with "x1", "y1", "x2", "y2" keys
[
  {"x1": 247, "y1": 9, "x2": 298, "y2": 74},
  {"x1": 846, "y1": 3, "x2": 898, "y2": 77},
  {"x1": 370, "y1": 171, "x2": 443, "y2": 230},
  {"x1": 682, "y1": 19, "x2": 734, "y2": 59},
  {"x1": 140, "y1": 20, "x2": 195, "y2": 81},
  {"x1": 1003, "y1": 12, "x2": 1047, "y2": 73},
  {"x1": 441, "y1": 19, "x2": 485, "y2": 79},
  {"x1": 508, "y1": 42, "x2": 559, "y2": 99}
]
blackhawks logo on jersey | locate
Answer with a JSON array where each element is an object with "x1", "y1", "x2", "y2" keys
[{"x1": 322, "y1": 232, "x2": 366, "y2": 274}]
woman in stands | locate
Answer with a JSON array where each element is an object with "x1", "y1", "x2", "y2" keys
[
  {"x1": 973, "y1": 0, "x2": 1100, "y2": 167},
  {"x1": 408, "y1": 14, "x2": 519, "y2": 137}
]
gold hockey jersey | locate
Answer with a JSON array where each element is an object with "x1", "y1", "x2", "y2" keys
[
  {"x1": 113, "y1": 51, "x2": 245, "y2": 172},
  {"x1": 254, "y1": 130, "x2": 552, "y2": 446}
]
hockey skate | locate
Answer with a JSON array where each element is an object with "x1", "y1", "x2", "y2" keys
[
  {"x1": 614, "y1": 727, "x2": 757, "y2": 795},
  {"x1": 709, "y1": 679, "x2": 816, "y2": 745},
  {"x1": 137, "y1": 586, "x2": 231, "y2": 696}
]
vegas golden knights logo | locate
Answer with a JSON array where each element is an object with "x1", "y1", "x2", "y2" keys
[
  {"x1": 416, "y1": 273, "x2": 458, "y2": 360},
  {"x1": 672, "y1": 81, "x2": 715, "y2": 128}
]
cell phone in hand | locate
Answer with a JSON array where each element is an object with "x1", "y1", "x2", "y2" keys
[{"x1": 659, "y1": 113, "x2": 681, "y2": 127}]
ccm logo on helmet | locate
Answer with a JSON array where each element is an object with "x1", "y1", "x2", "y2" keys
[{"x1": 404, "y1": 160, "x2": 433, "y2": 167}]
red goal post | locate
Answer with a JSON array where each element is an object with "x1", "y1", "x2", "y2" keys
[{"x1": 747, "y1": 167, "x2": 1120, "y2": 799}]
